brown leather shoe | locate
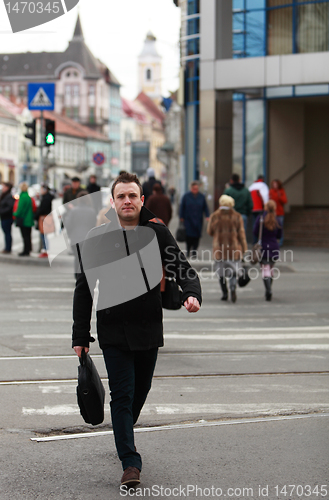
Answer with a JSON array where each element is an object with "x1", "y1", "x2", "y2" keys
[{"x1": 121, "y1": 466, "x2": 140, "y2": 487}]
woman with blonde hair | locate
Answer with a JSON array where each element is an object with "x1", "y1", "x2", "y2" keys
[
  {"x1": 207, "y1": 194, "x2": 247, "y2": 303},
  {"x1": 13, "y1": 182, "x2": 35, "y2": 256},
  {"x1": 253, "y1": 199, "x2": 282, "y2": 301}
]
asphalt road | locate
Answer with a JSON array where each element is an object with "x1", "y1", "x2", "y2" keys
[{"x1": 0, "y1": 249, "x2": 328, "y2": 500}]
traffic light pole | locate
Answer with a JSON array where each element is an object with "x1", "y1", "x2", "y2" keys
[{"x1": 39, "y1": 110, "x2": 44, "y2": 184}]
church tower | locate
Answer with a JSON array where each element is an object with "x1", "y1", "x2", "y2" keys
[{"x1": 138, "y1": 32, "x2": 162, "y2": 103}]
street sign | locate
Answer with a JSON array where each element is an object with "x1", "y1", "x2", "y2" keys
[
  {"x1": 93, "y1": 153, "x2": 105, "y2": 166},
  {"x1": 28, "y1": 83, "x2": 55, "y2": 111}
]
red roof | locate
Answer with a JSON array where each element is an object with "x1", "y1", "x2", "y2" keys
[
  {"x1": 0, "y1": 95, "x2": 23, "y2": 116},
  {"x1": 122, "y1": 97, "x2": 148, "y2": 124},
  {"x1": 135, "y1": 92, "x2": 165, "y2": 124},
  {"x1": 32, "y1": 110, "x2": 110, "y2": 142}
]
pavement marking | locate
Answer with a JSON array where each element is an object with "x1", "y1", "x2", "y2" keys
[
  {"x1": 21, "y1": 324, "x2": 329, "y2": 330},
  {"x1": 22, "y1": 332, "x2": 329, "y2": 342},
  {"x1": 11, "y1": 287, "x2": 73, "y2": 292},
  {"x1": 31, "y1": 412, "x2": 329, "y2": 442}
]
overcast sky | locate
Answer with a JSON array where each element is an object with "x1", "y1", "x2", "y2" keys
[{"x1": 0, "y1": 0, "x2": 181, "y2": 100}]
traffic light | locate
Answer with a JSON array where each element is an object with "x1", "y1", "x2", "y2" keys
[
  {"x1": 24, "y1": 119, "x2": 36, "y2": 146},
  {"x1": 45, "y1": 119, "x2": 55, "y2": 146}
]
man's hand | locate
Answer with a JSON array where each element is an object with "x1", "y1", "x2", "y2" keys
[
  {"x1": 184, "y1": 296, "x2": 200, "y2": 313},
  {"x1": 73, "y1": 346, "x2": 89, "y2": 358}
]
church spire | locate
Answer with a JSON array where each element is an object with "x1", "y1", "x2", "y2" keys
[{"x1": 72, "y1": 14, "x2": 84, "y2": 41}]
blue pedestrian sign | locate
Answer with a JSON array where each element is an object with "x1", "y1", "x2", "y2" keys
[{"x1": 28, "y1": 83, "x2": 55, "y2": 111}]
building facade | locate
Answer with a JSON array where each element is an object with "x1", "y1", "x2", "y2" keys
[{"x1": 175, "y1": 0, "x2": 329, "y2": 212}]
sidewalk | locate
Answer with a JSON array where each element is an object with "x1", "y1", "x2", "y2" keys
[{"x1": 1, "y1": 213, "x2": 328, "y2": 273}]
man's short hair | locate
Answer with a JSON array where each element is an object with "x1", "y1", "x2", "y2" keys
[
  {"x1": 111, "y1": 172, "x2": 143, "y2": 198},
  {"x1": 257, "y1": 174, "x2": 265, "y2": 181},
  {"x1": 190, "y1": 181, "x2": 199, "y2": 187},
  {"x1": 231, "y1": 173, "x2": 240, "y2": 183},
  {"x1": 71, "y1": 176, "x2": 80, "y2": 183}
]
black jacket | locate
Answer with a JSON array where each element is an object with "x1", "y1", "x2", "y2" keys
[
  {"x1": 72, "y1": 207, "x2": 202, "y2": 351},
  {"x1": 87, "y1": 182, "x2": 101, "y2": 194},
  {"x1": 35, "y1": 192, "x2": 54, "y2": 219},
  {"x1": 142, "y1": 177, "x2": 162, "y2": 203},
  {"x1": 0, "y1": 191, "x2": 15, "y2": 220}
]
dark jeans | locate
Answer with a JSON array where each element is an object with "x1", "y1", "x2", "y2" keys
[
  {"x1": 185, "y1": 236, "x2": 199, "y2": 258},
  {"x1": 20, "y1": 226, "x2": 32, "y2": 254},
  {"x1": 103, "y1": 346, "x2": 158, "y2": 471},
  {"x1": 1, "y1": 219, "x2": 13, "y2": 251}
]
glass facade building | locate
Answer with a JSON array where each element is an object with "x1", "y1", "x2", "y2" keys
[
  {"x1": 185, "y1": 0, "x2": 200, "y2": 184},
  {"x1": 232, "y1": 0, "x2": 329, "y2": 185}
]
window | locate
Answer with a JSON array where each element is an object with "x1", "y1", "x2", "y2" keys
[
  {"x1": 89, "y1": 107, "x2": 95, "y2": 124},
  {"x1": 19, "y1": 85, "x2": 26, "y2": 97},
  {"x1": 233, "y1": 1, "x2": 329, "y2": 57},
  {"x1": 0, "y1": 86, "x2": 2, "y2": 94},
  {"x1": 4, "y1": 86, "x2": 10, "y2": 98},
  {"x1": 73, "y1": 107, "x2": 79, "y2": 119},
  {"x1": 89, "y1": 85, "x2": 95, "y2": 96},
  {"x1": 146, "y1": 68, "x2": 152, "y2": 81}
]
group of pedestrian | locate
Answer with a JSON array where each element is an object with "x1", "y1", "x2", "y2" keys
[
  {"x1": 210, "y1": 173, "x2": 287, "y2": 302},
  {"x1": 0, "y1": 181, "x2": 54, "y2": 257}
]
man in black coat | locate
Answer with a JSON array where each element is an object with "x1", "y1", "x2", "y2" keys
[
  {"x1": 72, "y1": 172, "x2": 201, "y2": 488},
  {"x1": 141, "y1": 168, "x2": 162, "y2": 204}
]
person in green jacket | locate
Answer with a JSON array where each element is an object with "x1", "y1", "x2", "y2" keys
[
  {"x1": 224, "y1": 173, "x2": 253, "y2": 236},
  {"x1": 13, "y1": 182, "x2": 34, "y2": 256}
]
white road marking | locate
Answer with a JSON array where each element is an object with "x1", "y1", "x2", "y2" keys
[
  {"x1": 23, "y1": 402, "x2": 329, "y2": 418},
  {"x1": 31, "y1": 413, "x2": 329, "y2": 442},
  {"x1": 22, "y1": 332, "x2": 329, "y2": 341},
  {"x1": 165, "y1": 333, "x2": 329, "y2": 339},
  {"x1": 11, "y1": 288, "x2": 73, "y2": 292}
]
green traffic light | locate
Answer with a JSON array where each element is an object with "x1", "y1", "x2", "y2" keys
[{"x1": 45, "y1": 133, "x2": 55, "y2": 145}]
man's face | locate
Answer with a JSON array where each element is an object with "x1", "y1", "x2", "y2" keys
[
  {"x1": 191, "y1": 184, "x2": 199, "y2": 195},
  {"x1": 111, "y1": 182, "x2": 144, "y2": 226},
  {"x1": 72, "y1": 181, "x2": 80, "y2": 190},
  {"x1": 90, "y1": 176, "x2": 96, "y2": 184}
]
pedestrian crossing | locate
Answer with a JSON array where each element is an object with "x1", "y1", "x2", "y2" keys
[{"x1": 1, "y1": 263, "x2": 328, "y2": 438}]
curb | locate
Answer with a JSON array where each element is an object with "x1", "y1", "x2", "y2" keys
[{"x1": 0, "y1": 253, "x2": 73, "y2": 268}]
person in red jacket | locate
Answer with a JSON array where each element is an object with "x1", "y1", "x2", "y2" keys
[{"x1": 269, "y1": 179, "x2": 287, "y2": 246}]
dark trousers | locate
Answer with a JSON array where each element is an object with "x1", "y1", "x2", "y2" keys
[
  {"x1": 103, "y1": 346, "x2": 158, "y2": 471},
  {"x1": 20, "y1": 226, "x2": 32, "y2": 254},
  {"x1": 1, "y1": 219, "x2": 13, "y2": 251},
  {"x1": 185, "y1": 236, "x2": 199, "y2": 258}
]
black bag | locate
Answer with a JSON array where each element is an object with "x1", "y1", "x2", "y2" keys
[
  {"x1": 238, "y1": 263, "x2": 251, "y2": 288},
  {"x1": 76, "y1": 350, "x2": 105, "y2": 426},
  {"x1": 15, "y1": 217, "x2": 24, "y2": 228},
  {"x1": 175, "y1": 222, "x2": 186, "y2": 242},
  {"x1": 161, "y1": 278, "x2": 183, "y2": 310}
]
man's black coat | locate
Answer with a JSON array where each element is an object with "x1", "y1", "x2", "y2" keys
[{"x1": 72, "y1": 207, "x2": 202, "y2": 351}]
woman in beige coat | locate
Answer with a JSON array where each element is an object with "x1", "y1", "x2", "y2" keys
[{"x1": 207, "y1": 195, "x2": 247, "y2": 303}]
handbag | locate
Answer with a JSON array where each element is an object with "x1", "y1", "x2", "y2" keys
[
  {"x1": 175, "y1": 221, "x2": 186, "y2": 242},
  {"x1": 238, "y1": 263, "x2": 251, "y2": 287},
  {"x1": 161, "y1": 277, "x2": 183, "y2": 310},
  {"x1": 251, "y1": 215, "x2": 264, "y2": 264},
  {"x1": 76, "y1": 349, "x2": 105, "y2": 426},
  {"x1": 15, "y1": 217, "x2": 24, "y2": 228},
  {"x1": 39, "y1": 214, "x2": 55, "y2": 234}
]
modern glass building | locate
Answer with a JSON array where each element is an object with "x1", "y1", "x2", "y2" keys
[
  {"x1": 176, "y1": 0, "x2": 329, "y2": 211},
  {"x1": 184, "y1": 0, "x2": 200, "y2": 186}
]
